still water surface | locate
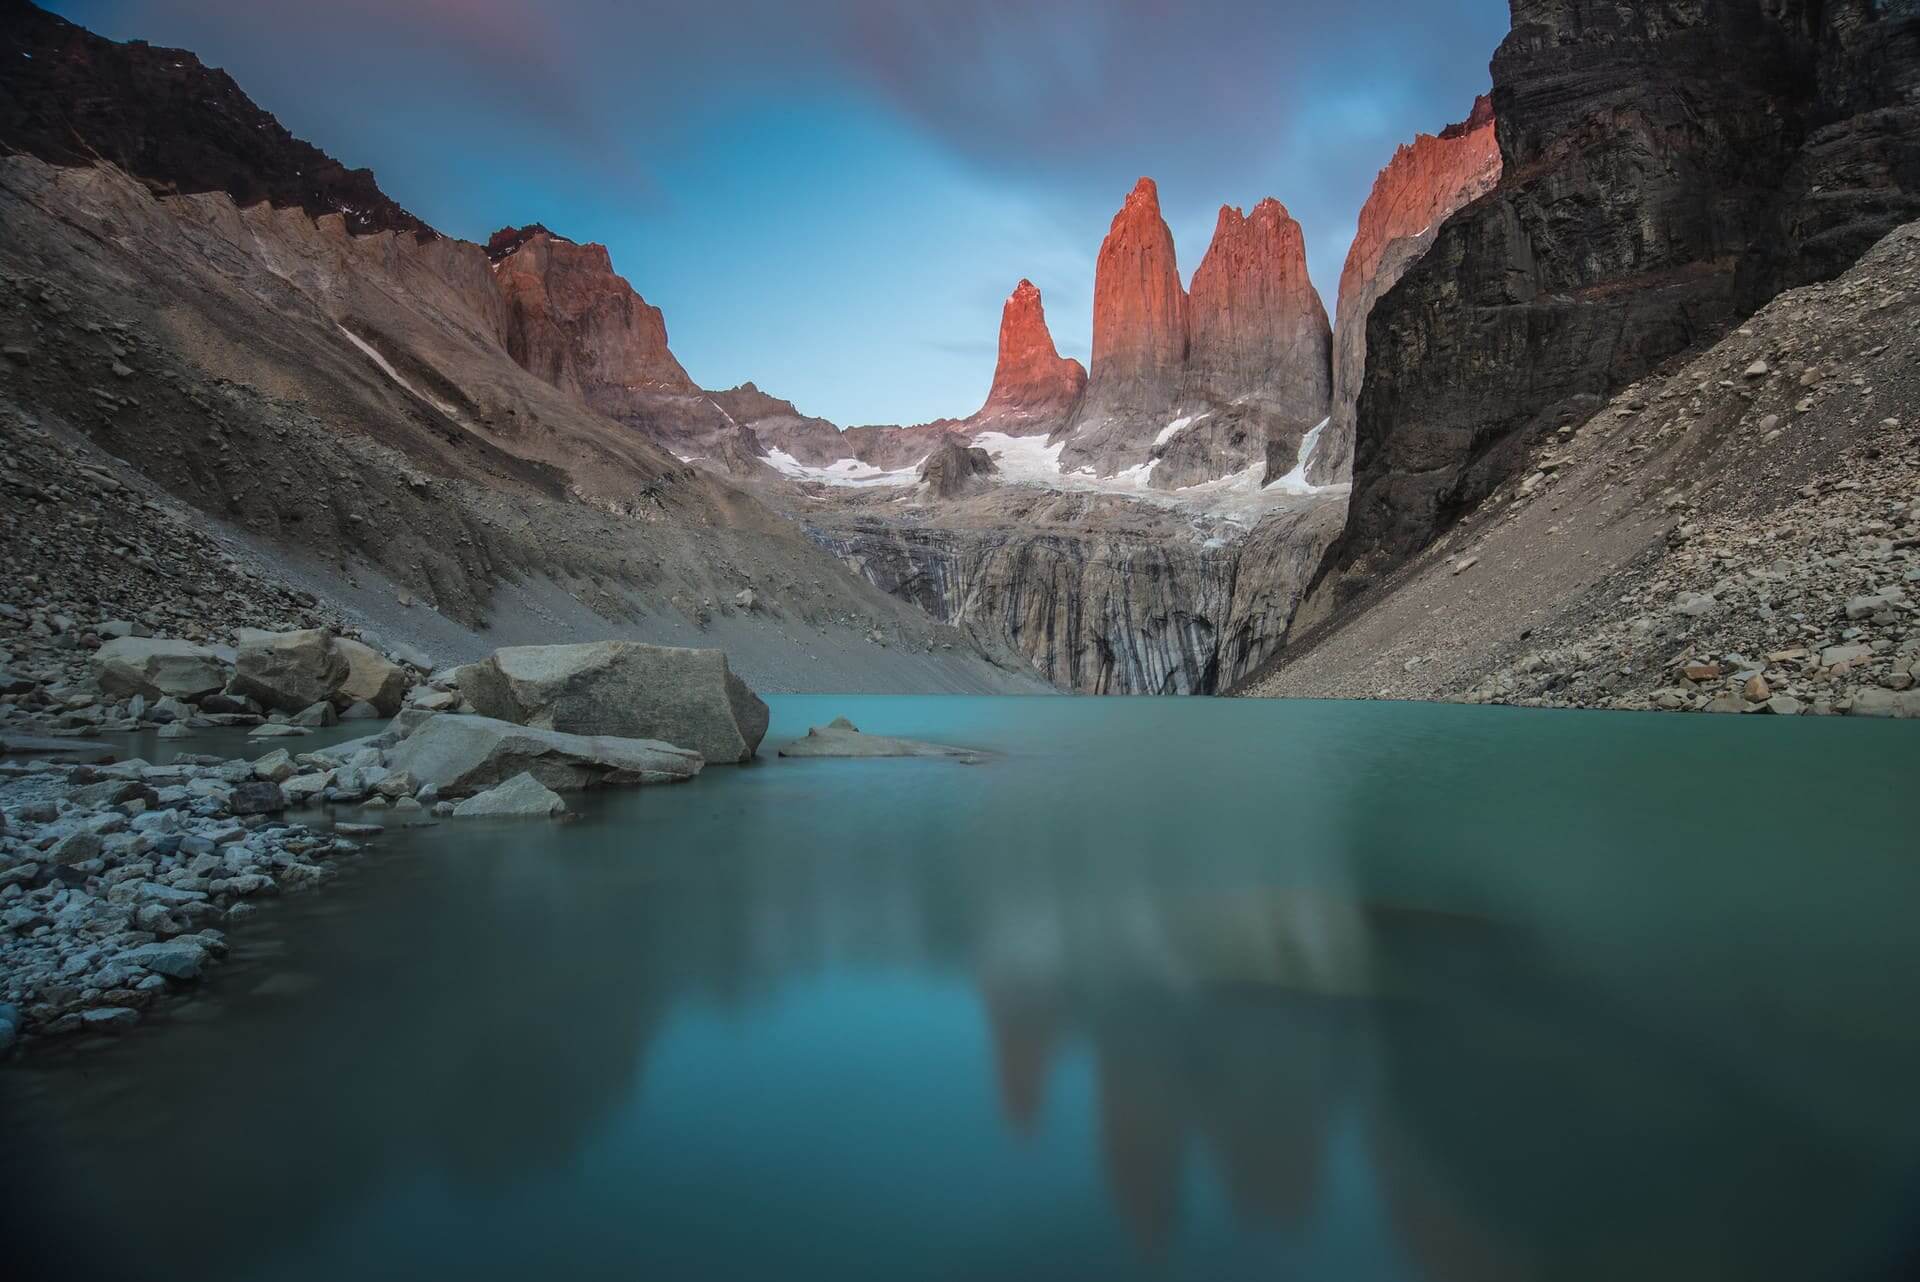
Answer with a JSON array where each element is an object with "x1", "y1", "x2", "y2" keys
[{"x1": 6, "y1": 696, "x2": 1920, "y2": 1281}]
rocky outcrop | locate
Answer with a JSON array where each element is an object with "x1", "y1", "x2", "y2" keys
[
  {"x1": 1325, "y1": 0, "x2": 1920, "y2": 599},
  {"x1": 454, "y1": 641, "x2": 769, "y2": 764},
  {"x1": 384, "y1": 713, "x2": 704, "y2": 795},
  {"x1": 777, "y1": 715, "x2": 984, "y2": 760},
  {"x1": 1056, "y1": 180, "x2": 1332, "y2": 490},
  {"x1": 488, "y1": 226, "x2": 710, "y2": 426},
  {"x1": 1308, "y1": 96, "x2": 1500, "y2": 485},
  {"x1": 1177, "y1": 199, "x2": 1332, "y2": 488},
  {"x1": 0, "y1": 0, "x2": 430, "y2": 238},
  {"x1": 1061, "y1": 179, "x2": 1190, "y2": 476},
  {"x1": 966, "y1": 280, "x2": 1086, "y2": 435},
  {"x1": 918, "y1": 440, "x2": 999, "y2": 498}
]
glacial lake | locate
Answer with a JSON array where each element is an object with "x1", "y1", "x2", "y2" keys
[{"x1": 6, "y1": 695, "x2": 1920, "y2": 1281}]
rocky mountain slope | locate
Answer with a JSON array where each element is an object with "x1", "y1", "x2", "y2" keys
[
  {"x1": 0, "y1": 0, "x2": 427, "y2": 238},
  {"x1": 1245, "y1": 216, "x2": 1920, "y2": 717},
  {"x1": 1315, "y1": 0, "x2": 1920, "y2": 609},
  {"x1": 0, "y1": 5, "x2": 1041, "y2": 695}
]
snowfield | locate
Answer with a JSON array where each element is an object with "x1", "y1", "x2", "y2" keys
[{"x1": 772, "y1": 419, "x2": 1347, "y2": 525}]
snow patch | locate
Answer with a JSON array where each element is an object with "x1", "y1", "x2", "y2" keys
[
  {"x1": 1267, "y1": 418, "x2": 1332, "y2": 495},
  {"x1": 336, "y1": 325, "x2": 459, "y2": 417},
  {"x1": 1152, "y1": 413, "x2": 1208, "y2": 448},
  {"x1": 765, "y1": 448, "x2": 920, "y2": 488}
]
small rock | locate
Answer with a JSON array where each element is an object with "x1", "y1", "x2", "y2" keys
[{"x1": 452, "y1": 772, "x2": 568, "y2": 819}]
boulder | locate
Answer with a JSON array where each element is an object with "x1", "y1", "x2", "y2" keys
[
  {"x1": 388, "y1": 640, "x2": 434, "y2": 671},
  {"x1": 92, "y1": 637, "x2": 231, "y2": 702},
  {"x1": 777, "y1": 716, "x2": 986, "y2": 761},
  {"x1": 252, "y1": 748, "x2": 296, "y2": 782},
  {"x1": 291, "y1": 701, "x2": 338, "y2": 728},
  {"x1": 1849, "y1": 689, "x2": 1920, "y2": 719},
  {"x1": 383, "y1": 713, "x2": 702, "y2": 796},
  {"x1": 455, "y1": 642, "x2": 768, "y2": 764},
  {"x1": 335, "y1": 638, "x2": 409, "y2": 715},
  {"x1": 451, "y1": 772, "x2": 568, "y2": 819},
  {"x1": 229, "y1": 629, "x2": 348, "y2": 712},
  {"x1": 121, "y1": 939, "x2": 209, "y2": 980},
  {"x1": 228, "y1": 781, "x2": 287, "y2": 815}
]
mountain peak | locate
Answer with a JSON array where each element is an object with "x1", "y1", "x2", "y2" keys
[{"x1": 969, "y1": 279, "x2": 1086, "y2": 432}]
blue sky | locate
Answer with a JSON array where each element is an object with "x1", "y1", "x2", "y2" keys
[{"x1": 50, "y1": 1, "x2": 1512, "y2": 426}]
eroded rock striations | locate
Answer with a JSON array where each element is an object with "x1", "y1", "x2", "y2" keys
[
  {"x1": 1308, "y1": 96, "x2": 1500, "y2": 485},
  {"x1": 1323, "y1": 0, "x2": 1920, "y2": 601}
]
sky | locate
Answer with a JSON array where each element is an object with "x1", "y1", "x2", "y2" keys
[{"x1": 50, "y1": 0, "x2": 1512, "y2": 427}]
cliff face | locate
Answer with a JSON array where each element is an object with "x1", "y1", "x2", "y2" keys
[
  {"x1": 489, "y1": 227, "x2": 698, "y2": 403},
  {"x1": 1326, "y1": 0, "x2": 1920, "y2": 596},
  {"x1": 1186, "y1": 200, "x2": 1329, "y2": 416},
  {"x1": 967, "y1": 279, "x2": 1086, "y2": 435},
  {"x1": 805, "y1": 491, "x2": 1341, "y2": 695},
  {"x1": 0, "y1": 0, "x2": 429, "y2": 238},
  {"x1": 1178, "y1": 198, "x2": 1332, "y2": 489},
  {"x1": 1309, "y1": 96, "x2": 1500, "y2": 485},
  {"x1": 1060, "y1": 181, "x2": 1332, "y2": 489},
  {"x1": 1060, "y1": 179, "x2": 1190, "y2": 475}
]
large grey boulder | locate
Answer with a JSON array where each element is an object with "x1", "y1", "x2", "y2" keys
[
  {"x1": 335, "y1": 638, "x2": 409, "y2": 716},
  {"x1": 452, "y1": 772, "x2": 568, "y2": 819},
  {"x1": 456, "y1": 642, "x2": 768, "y2": 764},
  {"x1": 384, "y1": 714, "x2": 702, "y2": 796},
  {"x1": 92, "y1": 637, "x2": 232, "y2": 702},
  {"x1": 230, "y1": 629, "x2": 349, "y2": 712}
]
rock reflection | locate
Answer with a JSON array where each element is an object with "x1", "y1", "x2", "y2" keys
[
  {"x1": 9, "y1": 686, "x2": 1920, "y2": 1282},
  {"x1": 975, "y1": 885, "x2": 1397, "y2": 1249}
]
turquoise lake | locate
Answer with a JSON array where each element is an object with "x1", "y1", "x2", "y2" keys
[{"x1": 6, "y1": 695, "x2": 1920, "y2": 1281}]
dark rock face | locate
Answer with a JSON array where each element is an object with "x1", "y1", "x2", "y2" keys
[
  {"x1": 1332, "y1": 0, "x2": 1920, "y2": 593},
  {"x1": 0, "y1": 0, "x2": 431, "y2": 239},
  {"x1": 1311, "y1": 96, "x2": 1500, "y2": 485}
]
